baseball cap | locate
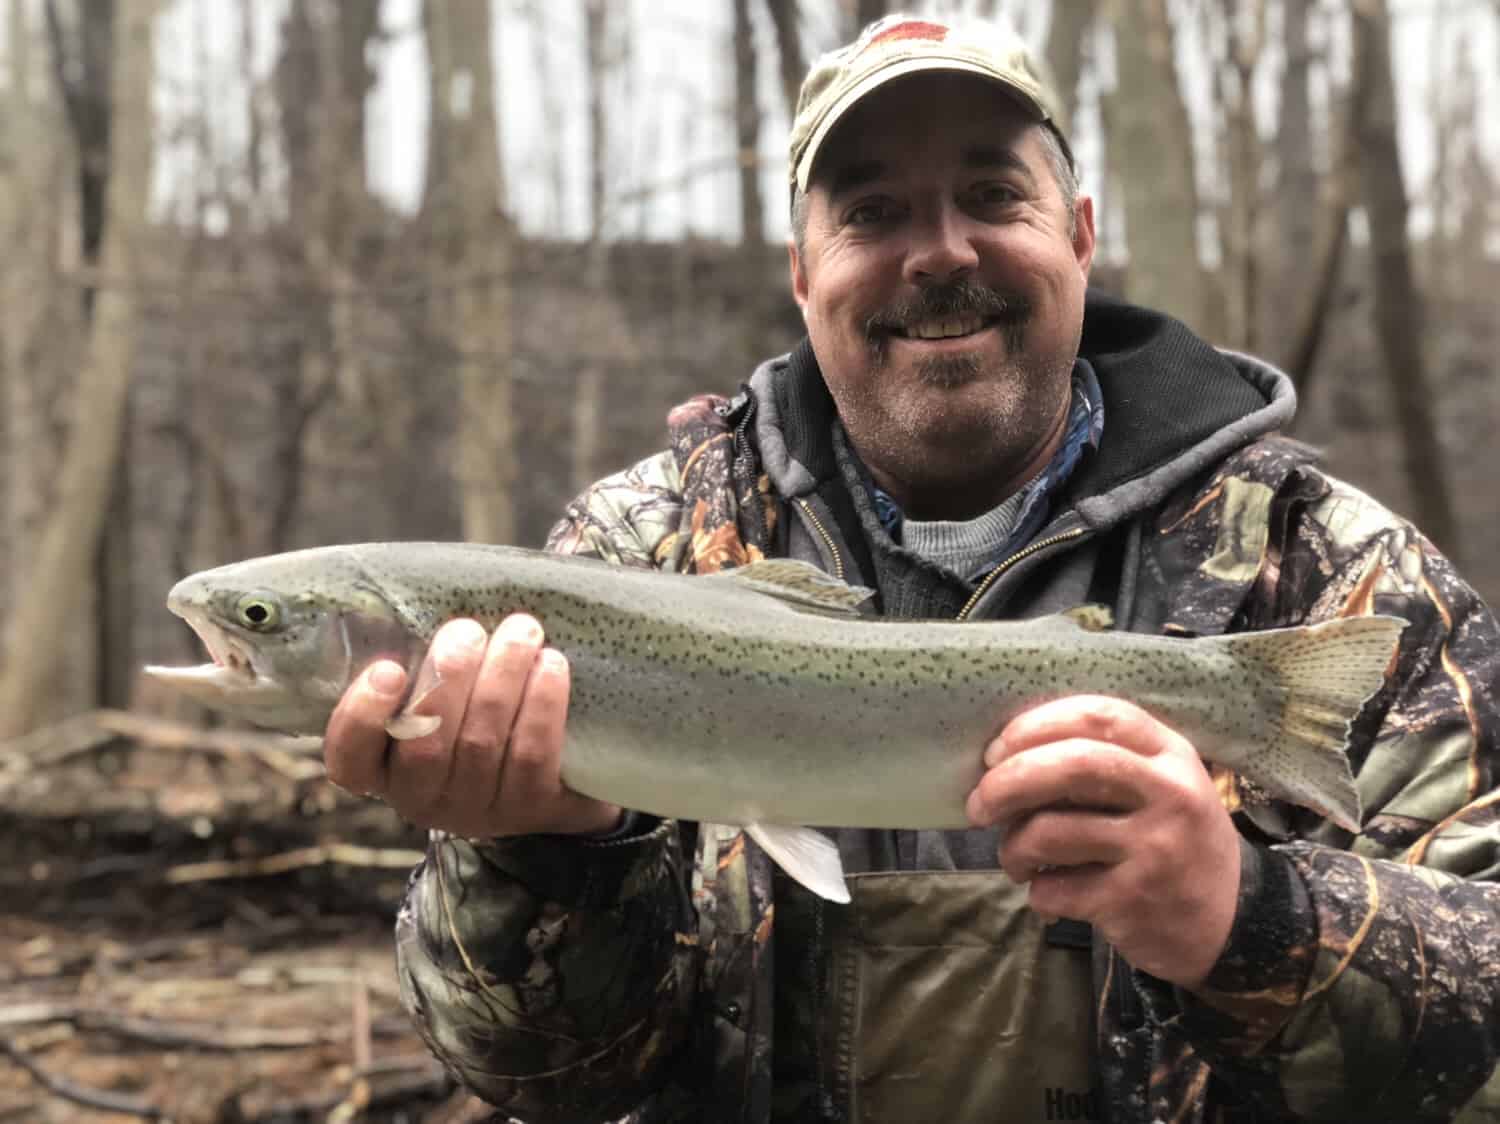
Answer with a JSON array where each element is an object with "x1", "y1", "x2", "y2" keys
[{"x1": 788, "y1": 13, "x2": 1072, "y2": 193}]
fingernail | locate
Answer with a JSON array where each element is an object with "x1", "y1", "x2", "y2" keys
[
  {"x1": 436, "y1": 620, "x2": 487, "y2": 668},
  {"x1": 964, "y1": 791, "x2": 988, "y2": 827},
  {"x1": 540, "y1": 648, "x2": 567, "y2": 673},
  {"x1": 983, "y1": 736, "x2": 1006, "y2": 769},
  {"x1": 499, "y1": 614, "x2": 542, "y2": 644},
  {"x1": 452, "y1": 620, "x2": 488, "y2": 650},
  {"x1": 368, "y1": 662, "x2": 405, "y2": 696}
]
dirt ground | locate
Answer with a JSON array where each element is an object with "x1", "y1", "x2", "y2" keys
[{"x1": 0, "y1": 711, "x2": 505, "y2": 1123}]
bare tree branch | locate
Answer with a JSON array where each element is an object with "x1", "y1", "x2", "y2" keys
[{"x1": 0, "y1": 1035, "x2": 164, "y2": 1118}]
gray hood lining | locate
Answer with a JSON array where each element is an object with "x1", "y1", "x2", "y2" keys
[
  {"x1": 1072, "y1": 348, "x2": 1296, "y2": 529},
  {"x1": 748, "y1": 336, "x2": 1298, "y2": 536}
]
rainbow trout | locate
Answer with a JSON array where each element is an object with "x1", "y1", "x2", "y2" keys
[{"x1": 145, "y1": 542, "x2": 1404, "y2": 901}]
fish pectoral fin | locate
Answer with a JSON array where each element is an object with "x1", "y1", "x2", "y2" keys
[
  {"x1": 380, "y1": 654, "x2": 444, "y2": 739},
  {"x1": 745, "y1": 823, "x2": 851, "y2": 904},
  {"x1": 385, "y1": 713, "x2": 441, "y2": 740},
  {"x1": 1059, "y1": 604, "x2": 1115, "y2": 632},
  {"x1": 709, "y1": 560, "x2": 874, "y2": 617}
]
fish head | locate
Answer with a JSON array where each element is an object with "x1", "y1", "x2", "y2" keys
[{"x1": 144, "y1": 551, "x2": 424, "y2": 736}]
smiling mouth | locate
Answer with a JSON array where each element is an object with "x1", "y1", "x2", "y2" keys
[{"x1": 892, "y1": 314, "x2": 993, "y2": 341}]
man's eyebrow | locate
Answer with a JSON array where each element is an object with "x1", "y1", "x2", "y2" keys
[
  {"x1": 825, "y1": 147, "x2": 1036, "y2": 196},
  {"x1": 963, "y1": 145, "x2": 1036, "y2": 183},
  {"x1": 827, "y1": 160, "x2": 885, "y2": 197}
]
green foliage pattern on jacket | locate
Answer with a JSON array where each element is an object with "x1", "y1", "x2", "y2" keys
[{"x1": 395, "y1": 395, "x2": 1500, "y2": 1123}]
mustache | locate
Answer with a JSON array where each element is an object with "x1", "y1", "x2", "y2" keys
[{"x1": 862, "y1": 282, "x2": 1033, "y2": 338}]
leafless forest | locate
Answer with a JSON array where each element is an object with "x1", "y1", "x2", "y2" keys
[{"x1": 1, "y1": 0, "x2": 1496, "y2": 1119}]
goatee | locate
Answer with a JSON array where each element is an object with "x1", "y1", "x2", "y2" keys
[{"x1": 915, "y1": 352, "x2": 984, "y2": 389}]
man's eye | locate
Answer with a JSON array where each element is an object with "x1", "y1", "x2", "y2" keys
[
  {"x1": 845, "y1": 201, "x2": 893, "y2": 225},
  {"x1": 973, "y1": 184, "x2": 1023, "y2": 206}
]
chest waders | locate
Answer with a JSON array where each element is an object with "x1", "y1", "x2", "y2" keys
[{"x1": 777, "y1": 870, "x2": 1098, "y2": 1123}]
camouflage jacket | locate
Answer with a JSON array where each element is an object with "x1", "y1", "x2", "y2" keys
[{"x1": 396, "y1": 295, "x2": 1500, "y2": 1122}]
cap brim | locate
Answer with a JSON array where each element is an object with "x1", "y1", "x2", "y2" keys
[{"x1": 793, "y1": 55, "x2": 1049, "y2": 192}]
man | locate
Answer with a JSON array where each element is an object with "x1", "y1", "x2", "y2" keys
[{"x1": 325, "y1": 14, "x2": 1500, "y2": 1123}]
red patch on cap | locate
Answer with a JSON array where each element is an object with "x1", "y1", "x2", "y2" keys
[{"x1": 866, "y1": 21, "x2": 949, "y2": 49}]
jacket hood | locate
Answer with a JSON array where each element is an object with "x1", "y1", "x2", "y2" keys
[{"x1": 749, "y1": 290, "x2": 1296, "y2": 531}]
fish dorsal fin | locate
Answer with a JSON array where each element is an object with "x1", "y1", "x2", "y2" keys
[
  {"x1": 1060, "y1": 604, "x2": 1115, "y2": 632},
  {"x1": 709, "y1": 560, "x2": 874, "y2": 617},
  {"x1": 745, "y1": 823, "x2": 851, "y2": 903}
]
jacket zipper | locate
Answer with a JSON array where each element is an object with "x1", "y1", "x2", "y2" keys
[
  {"x1": 732, "y1": 401, "x2": 769, "y2": 549},
  {"x1": 795, "y1": 497, "x2": 845, "y2": 582},
  {"x1": 954, "y1": 527, "x2": 1089, "y2": 621},
  {"x1": 790, "y1": 496, "x2": 844, "y2": 1120}
]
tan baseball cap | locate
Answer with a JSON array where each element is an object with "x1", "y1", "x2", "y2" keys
[{"x1": 788, "y1": 13, "x2": 1072, "y2": 193}]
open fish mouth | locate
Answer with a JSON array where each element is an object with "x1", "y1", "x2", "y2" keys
[{"x1": 143, "y1": 614, "x2": 260, "y2": 688}]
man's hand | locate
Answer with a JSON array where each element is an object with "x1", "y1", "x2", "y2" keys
[
  {"x1": 965, "y1": 695, "x2": 1241, "y2": 991},
  {"x1": 323, "y1": 614, "x2": 622, "y2": 839}
]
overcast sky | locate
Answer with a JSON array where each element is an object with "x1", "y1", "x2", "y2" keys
[{"x1": 141, "y1": 0, "x2": 1500, "y2": 253}]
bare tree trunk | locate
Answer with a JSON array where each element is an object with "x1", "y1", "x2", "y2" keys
[
  {"x1": 84, "y1": 0, "x2": 132, "y2": 713},
  {"x1": 292, "y1": 0, "x2": 375, "y2": 548},
  {"x1": 571, "y1": 0, "x2": 611, "y2": 496},
  {"x1": 1448, "y1": 61, "x2": 1489, "y2": 293},
  {"x1": 733, "y1": 0, "x2": 765, "y2": 248},
  {"x1": 1282, "y1": 1, "x2": 1367, "y2": 393},
  {"x1": 423, "y1": 0, "x2": 517, "y2": 544},
  {"x1": 1107, "y1": 0, "x2": 1211, "y2": 333},
  {"x1": 1271, "y1": 0, "x2": 1318, "y2": 344},
  {"x1": 1421, "y1": 5, "x2": 1476, "y2": 303},
  {"x1": 763, "y1": 0, "x2": 804, "y2": 121},
  {"x1": 1044, "y1": 0, "x2": 1098, "y2": 128},
  {"x1": 585, "y1": 0, "x2": 608, "y2": 246},
  {"x1": 276, "y1": 0, "x2": 318, "y2": 232},
  {"x1": 1219, "y1": 0, "x2": 1266, "y2": 353},
  {"x1": 0, "y1": 0, "x2": 155, "y2": 737},
  {"x1": 1350, "y1": 0, "x2": 1459, "y2": 561},
  {"x1": 241, "y1": 0, "x2": 263, "y2": 197},
  {"x1": 1, "y1": 0, "x2": 53, "y2": 587},
  {"x1": 519, "y1": 1, "x2": 567, "y2": 229},
  {"x1": 46, "y1": 0, "x2": 131, "y2": 711}
]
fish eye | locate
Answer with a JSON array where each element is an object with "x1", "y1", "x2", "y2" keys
[{"x1": 235, "y1": 594, "x2": 282, "y2": 631}]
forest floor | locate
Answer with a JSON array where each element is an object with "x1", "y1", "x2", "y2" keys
[{"x1": 0, "y1": 711, "x2": 501, "y2": 1123}]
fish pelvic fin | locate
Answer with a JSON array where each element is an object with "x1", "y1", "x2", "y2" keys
[
  {"x1": 1222, "y1": 614, "x2": 1407, "y2": 832},
  {"x1": 745, "y1": 823, "x2": 851, "y2": 903}
]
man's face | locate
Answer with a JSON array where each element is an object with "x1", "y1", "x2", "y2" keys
[{"x1": 790, "y1": 74, "x2": 1095, "y2": 518}]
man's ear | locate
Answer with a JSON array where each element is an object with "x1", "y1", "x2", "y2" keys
[
  {"x1": 1072, "y1": 194, "x2": 1097, "y2": 281},
  {"x1": 789, "y1": 237, "x2": 809, "y2": 314}
]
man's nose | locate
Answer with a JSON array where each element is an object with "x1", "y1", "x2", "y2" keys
[{"x1": 903, "y1": 207, "x2": 980, "y2": 285}]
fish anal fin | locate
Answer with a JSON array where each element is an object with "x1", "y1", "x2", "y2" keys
[{"x1": 745, "y1": 823, "x2": 851, "y2": 903}]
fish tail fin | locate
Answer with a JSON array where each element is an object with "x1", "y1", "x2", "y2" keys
[{"x1": 1220, "y1": 614, "x2": 1406, "y2": 832}]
